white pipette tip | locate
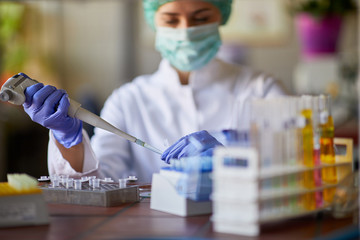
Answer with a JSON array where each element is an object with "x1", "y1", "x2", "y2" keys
[
  {"x1": 135, "y1": 139, "x2": 162, "y2": 155},
  {"x1": 144, "y1": 143, "x2": 163, "y2": 155}
]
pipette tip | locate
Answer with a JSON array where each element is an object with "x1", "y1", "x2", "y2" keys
[
  {"x1": 144, "y1": 143, "x2": 163, "y2": 155},
  {"x1": 135, "y1": 139, "x2": 163, "y2": 155}
]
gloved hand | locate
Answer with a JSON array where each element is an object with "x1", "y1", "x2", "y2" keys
[
  {"x1": 23, "y1": 83, "x2": 83, "y2": 148},
  {"x1": 161, "y1": 130, "x2": 223, "y2": 164}
]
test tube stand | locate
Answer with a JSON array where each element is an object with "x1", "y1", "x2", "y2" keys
[
  {"x1": 212, "y1": 138, "x2": 354, "y2": 237},
  {"x1": 39, "y1": 182, "x2": 140, "y2": 207}
]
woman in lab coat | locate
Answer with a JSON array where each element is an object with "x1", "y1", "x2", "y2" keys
[{"x1": 23, "y1": 0, "x2": 286, "y2": 183}]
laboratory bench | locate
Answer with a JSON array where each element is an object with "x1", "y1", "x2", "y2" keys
[{"x1": 0, "y1": 197, "x2": 358, "y2": 240}]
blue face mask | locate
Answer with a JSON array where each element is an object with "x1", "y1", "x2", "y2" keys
[{"x1": 155, "y1": 23, "x2": 222, "y2": 72}]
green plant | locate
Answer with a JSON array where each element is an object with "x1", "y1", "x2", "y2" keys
[
  {"x1": 0, "y1": 3, "x2": 28, "y2": 74},
  {"x1": 290, "y1": 0, "x2": 357, "y2": 19}
]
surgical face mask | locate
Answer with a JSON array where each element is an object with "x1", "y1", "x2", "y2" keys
[{"x1": 155, "y1": 22, "x2": 222, "y2": 72}]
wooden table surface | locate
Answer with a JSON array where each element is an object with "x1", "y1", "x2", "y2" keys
[{"x1": 0, "y1": 196, "x2": 358, "y2": 240}]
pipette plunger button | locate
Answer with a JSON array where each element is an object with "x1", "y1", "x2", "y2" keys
[{"x1": 0, "y1": 90, "x2": 11, "y2": 102}]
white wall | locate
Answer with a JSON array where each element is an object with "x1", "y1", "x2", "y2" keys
[
  {"x1": 134, "y1": 2, "x2": 358, "y2": 95},
  {"x1": 58, "y1": 1, "x2": 358, "y2": 103},
  {"x1": 61, "y1": 0, "x2": 134, "y2": 104}
]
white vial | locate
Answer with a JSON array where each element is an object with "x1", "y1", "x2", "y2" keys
[
  {"x1": 66, "y1": 178, "x2": 74, "y2": 189},
  {"x1": 104, "y1": 177, "x2": 113, "y2": 182},
  {"x1": 60, "y1": 175, "x2": 69, "y2": 185},
  {"x1": 88, "y1": 176, "x2": 96, "y2": 186},
  {"x1": 74, "y1": 180, "x2": 82, "y2": 190},
  {"x1": 52, "y1": 179, "x2": 59, "y2": 188},
  {"x1": 93, "y1": 179, "x2": 101, "y2": 189},
  {"x1": 128, "y1": 176, "x2": 138, "y2": 181},
  {"x1": 50, "y1": 175, "x2": 59, "y2": 181},
  {"x1": 38, "y1": 176, "x2": 49, "y2": 181},
  {"x1": 119, "y1": 179, "x2": 127, "y2": 188},
  {"x1": 81, "y1": 176, "x2": 88, "y2": 182}
]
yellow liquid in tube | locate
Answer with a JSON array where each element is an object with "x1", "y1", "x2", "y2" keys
[
  {"x1": 301, "y1": 109, "x2": 316, "y2": 210},
  {"x1": 320, "y1": 115, "x2": 337, "y2": 202}
]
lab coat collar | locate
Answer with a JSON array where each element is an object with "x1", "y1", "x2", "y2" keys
[
  {"x1": 157, "y1": 58, "x2": 227, "y2": 90},
  {"x1": 189, "y1": 57, "x2": 225, "y2": 89}
]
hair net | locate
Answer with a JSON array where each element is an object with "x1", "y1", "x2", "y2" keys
[{"x1": 143, "y1": 0, "x2": 232, "y2": 30}]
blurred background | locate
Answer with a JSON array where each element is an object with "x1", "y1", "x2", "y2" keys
[{"x1": 0, "y1": 0, "x2": 358, "y2": 181}]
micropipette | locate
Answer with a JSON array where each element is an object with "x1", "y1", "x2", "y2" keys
[{"x1": 0, "y1": 73, "x2": 163, "y2": 155}]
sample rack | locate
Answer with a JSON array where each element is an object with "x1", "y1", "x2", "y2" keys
[
  {"x1": 39, "y1": 179, "x2": 140, "y2": 207},
  {"x1": 212, "y1": 138, "x2": 354, "y2": 236}
]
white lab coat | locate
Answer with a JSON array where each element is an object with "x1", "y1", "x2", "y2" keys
[{"x1": 48, "y1": 58, "x2": 286, "y2": 183}]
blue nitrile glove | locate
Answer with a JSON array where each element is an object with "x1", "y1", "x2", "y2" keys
[
  {"x1": 23, "y1": 83, "x2": 83, "y2": 148},
  {"x1": 161, "y1": 130, "x2": 223, "y2": 164}
]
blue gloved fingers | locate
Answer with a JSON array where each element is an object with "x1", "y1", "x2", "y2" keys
[
  {"x1": 21, "y1": 82, "x2": 83, "y2": 148},
  {"x1": 47, "y1": 93, "x2": 83, "y2": 148},
  {"x1": 41, "y1": 91, "x2": 68, "y2": 128},
  {"x1": 23, "y1": 83, "x2": 44, "y2": 107},
  {"x1": 162, "y1": 130, "x2": 224, "y2": 163},
  {"x1": 177, "y1": 144, "x2": 198, "y2": 159},
  {"x1": 200, "y1": 148, "x2": 215, "y2": 157},
  {"x1": 161, "y1": 136, "x2": 186, "y2": 161},
  {"x1": 162, "y1": 138, "x2": 188, "y2": 163},
  {"x1": 31, "y1": 85, "x2": 57, "y2": 110},
  {"x1": 42, "y1": 89, "x2": 66, "y2": 115},
  {"x1": 42, "y1": 93, "x2": 70, "y2": 127},
  {"x1": 191, "y1": 130, "x2": 218, "y2": 147},
  {"x1": 54, "y1": 93, "x2": 70, "y2": 116}
]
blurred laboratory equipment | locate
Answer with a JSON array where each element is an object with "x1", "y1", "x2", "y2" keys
[
  {"x1": 212, "y1": 95, "x2": 354, "y2": 236},
  {"x1": 332, "y1": 171, "x2": 358, "y2": 219},
  {"x1": 0, "y1": 174, "x2": 49, "y2": 227}
]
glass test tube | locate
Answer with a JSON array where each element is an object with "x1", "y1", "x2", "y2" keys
[
  {"x1": 319, "y1": 95, "x2": 337, "y2": 203},
  {"x1": 312, "y1": 96, "x2": 323, "y2": 208},
  {"x1": 300, "y1": 96, "x2": 316, "y2": 210}
]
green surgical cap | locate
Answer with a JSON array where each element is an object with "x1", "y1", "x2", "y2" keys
[{"x1": 143, "y1": 0, "x2": 232, "y2": 30}]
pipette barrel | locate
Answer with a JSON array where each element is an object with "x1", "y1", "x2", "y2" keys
[{"x1": 76, "y1": 107, "x2": 162, "y2": 155}]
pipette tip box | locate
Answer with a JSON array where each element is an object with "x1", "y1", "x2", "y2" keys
[
  {"x1": 150, "y1": 169, "x2": 212, "y2": 217},
  {"x1": 0, "y1": 182, "x2": 49, "y2": 228},
  {"x1": 39, "y1": 181, "x2": 140, "y2": 207}
]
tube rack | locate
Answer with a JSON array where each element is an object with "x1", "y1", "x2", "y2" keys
[
  {"x1": 39, "y1": 180, "x2": 140, "y2": 207},
  {"x1": 212, "y1": 138, "x2": 354, "y2": 236}
]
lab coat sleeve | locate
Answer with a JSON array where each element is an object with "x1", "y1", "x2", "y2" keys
[
  {"x1": 47, "y1": 129, "x2": 99, "y2": 177},
  {"x1": 263, "y1": 76, "x2": 288, "y2": 98},
  {"x1": 254, "y1": 73, "x2": 288, "y2": 98}
]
